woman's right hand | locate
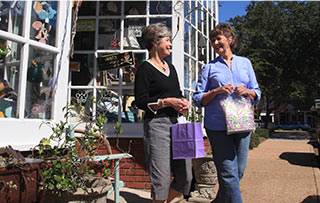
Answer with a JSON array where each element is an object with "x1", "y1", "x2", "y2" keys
[
  {"x1": 216, "y1": 84, "x2": 234, "y2": 95},
  {"x1": 164, "y1": 98, "x2": 188, "y2": 113},
  {"x1": 200, "y1": 84, "x2": 234, "y2": 106}
]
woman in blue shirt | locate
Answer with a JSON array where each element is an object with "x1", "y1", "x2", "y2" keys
[{"x1": 193, "y1": 23, "x2": 261, "y2": 203}]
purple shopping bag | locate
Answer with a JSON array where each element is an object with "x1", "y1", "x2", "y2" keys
[{"x1": 171, "y1": 122, "x2": 205, "y2": 160}]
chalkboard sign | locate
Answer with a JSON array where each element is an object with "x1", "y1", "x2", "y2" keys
[{"x1": 98, "y1": 52, "x2": 135, "y2": 71}]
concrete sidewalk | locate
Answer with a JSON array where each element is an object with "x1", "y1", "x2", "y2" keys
[
  {"x1": 107, "y1": 138, "x2": 320, "y2": 203},
  {"x1": 241, "y1": 139, "x2": 320, "y2": 203}
]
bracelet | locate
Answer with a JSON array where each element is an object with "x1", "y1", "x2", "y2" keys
[{"x1": 161, "y1": 99, "x2": 165, "y2": 107}]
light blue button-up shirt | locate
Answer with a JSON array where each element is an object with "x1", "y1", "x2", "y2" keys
[{"x1": 193, "y1": 55, "x2": 261, "y2": 131}]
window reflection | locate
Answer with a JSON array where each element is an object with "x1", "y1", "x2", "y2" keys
[
  {"x1": 124, "y1": 1, "x2": 146, "y2": 15},
  {"x1": 0, "y1": 39, "x2": 21, "y2": 118},
  {"x1": 75, "y1": 19, "x2": 96, "y2": 50},
  {"x1": 0, "y1": 1, "x2": 25, "y2": 36},
  {"x1": 150, "y1": 0, "x2": 172, "y2": 14},
  {"x1": 70, "y1": 54, "x2": 94, "y2": 86},
  {"x1": 98, "y1": 19, "x2": 120, "y2": 50},
  {"x1": 25, "y1": 47, "x2": 55, "y2": 119},
  {"x1": 30, "y1": 1, "x2": 57, "y2": 46},
  {"x1": 124, "y1": 19, "x2": 145, "y2": 50}
]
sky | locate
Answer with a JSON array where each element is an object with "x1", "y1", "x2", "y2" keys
[{"x1": 218, "y1": 1, "x2": 251, "y2": 23}]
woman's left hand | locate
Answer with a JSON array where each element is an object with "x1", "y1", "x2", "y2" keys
[
  {"x1": 178, "y1": 98, "x2": 190, "y2": 115},
  {"x1": 235, "y1": 85, "x2": 256, "y2": 100}
]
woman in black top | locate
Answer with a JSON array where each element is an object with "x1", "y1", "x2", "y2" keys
[{"x1": 134, "y1": 23, "x2": 192, "y2": 203}]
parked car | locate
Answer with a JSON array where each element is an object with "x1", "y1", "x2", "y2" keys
[{"x1": 271, "y1": 123, "x2": 311, "y2": 131}]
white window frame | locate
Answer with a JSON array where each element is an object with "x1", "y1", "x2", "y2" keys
[{"x1": 0, "y1": 1, "x2": 72, "y2": 150}]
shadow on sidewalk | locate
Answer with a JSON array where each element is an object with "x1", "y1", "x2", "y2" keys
[
  {"x1": 279, "y1": 152, "x2": 319, "y2": 168},
  {"x1": 301, "y1": 195, "x2": 320, "y2": 203},
  {"x1": 107, "y1": 191, "x2": 152, "y2": 203}
]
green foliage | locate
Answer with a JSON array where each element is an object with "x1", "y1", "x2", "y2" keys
[
  {"x1": 255, "y1": 128, "x2": 270, "y2": 139},
  {"x1": 249, "y1": 128, "x2": 269, "y2": 149},
  {"x1": 229, "y1": 1, "x2": 320, "y2": 124},
  {"x1": 249, "y1": 131, "x2": 261, "y2": 149},
  {"x1": 186, "y1": 104, "x2": 203, "y2": 123},
  {"x1": 33, "y1": 93, "x2": 117, "y2": 196}
]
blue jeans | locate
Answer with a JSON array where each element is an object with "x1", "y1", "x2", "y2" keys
[{"x1": 206, "y1": 129, "x2": 251, "y2": 203}]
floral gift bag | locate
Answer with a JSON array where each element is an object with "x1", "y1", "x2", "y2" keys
[{"x1": 220, "y1": 95, "x2": 256, "y2": 134}]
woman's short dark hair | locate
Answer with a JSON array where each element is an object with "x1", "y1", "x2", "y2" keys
[
  {"x1": 142, "y1": 23, "x2": 172, "y2": 51},
  {"x1": 209, "y1": 23, "x2": 238, "y2": 50}
]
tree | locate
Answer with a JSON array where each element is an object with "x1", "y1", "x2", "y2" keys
[{"x1": 228, "y1": 1, "x2": 320, "y2": 127}]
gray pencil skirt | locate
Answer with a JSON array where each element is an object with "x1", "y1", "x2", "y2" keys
[{"x1": 144, "y1": 117, "x2": 193, "y2": 201}]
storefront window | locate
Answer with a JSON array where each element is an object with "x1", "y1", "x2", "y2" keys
[
  {"x1": 0, "y1": 39, "x2": 21, "y2": 118},
  {"x1": 124, "y1": 19, "x2": 145, "y2": 50},
  {"x1": 30, "y1": 1, "x2": 57, "y2": 46},
  {"x1": 184, "y1": 22, "x2": 189, "y2": 53},
  {"x1": 75, "y1": 19, "x2": 96, "y2": 50},
  {"x1": 124, "y1": 1, "x2": 146, "y2": 15},
  {"x1": 78, "y1": 1, "x2": 96, "y2": 16},
  {"x1": 70, "y1": 54, "x2": 94, "y2": 86},
  {"x1": 99, "y1": 1, "x2": 121, "y2": 16},
  {"x1": 150, "y1": 0, "x2": 172, "y2": 15},
  {"x1": 0, "y1": 1, "x2": 25, "y2": 36},
  {"x1": 98, "y1": 19, "x2": 120, "y2": 50},
  {"x1": 184, "y1": 55, "x2": 189, "y2": 89},
  {"x1": 25, "y1": 47, "x2": 55, "y2": 119}
]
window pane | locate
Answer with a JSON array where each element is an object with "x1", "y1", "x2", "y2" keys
[
  {"x1": 124, "y1": 1, "x2": 146, "y2": 15},
  {"x1": 78, "y1": 1, "x2": 96, "y2": 16},
  {"x1": 184, "y1": 56, "x2": 189, "y2": 88},
  {"x1": 197, "y1": 4, "x2": 202, "y2": 31},
  {"x1": 75, "y1": 19, "x2": 96, "y2": 50},
  {"x1": 0, "y1": 39, "x2": 21, "y2": 118},
  {"x1": 30, "y1": 1, "x2": 58, "y2": 46},
  {"x1": 190, "y1": 27, "x2": 196, "y2": 58},
  {"x1": 184, "y1": 0, "x2": 190, "y2": 21},
  {"x1": 124, "y1": 19, "x2": 145, "y2": 50},
  {"x1": 98, "y1": 19, "x2": 120, "y2": 50},
  {"x1": 191, "y1": 1, "x2": 195, "y2": 25},
  {"x1": 0, "y1": 1, "x2": 25, "y2": 36},
  {"x1": 149, "y1": 18, "x2": 171, "y2": 30},
  {"x1": 25, "y1": 47, "x2": 55, "y2": 119},
  {"x1": 70, "y1": 89, "x2": 93, "y2": 120},
  {"x1": 191, "y1": 59, "x2": 196, "y2": 90},
  {"x1": 121, "y1": 95, "x2": 138, "y2": 123},
  {"x1": 184, "y1": 22, "x2": 189, "y2": 53},
  {"x1": 70, "y1": 54, "x2": 94, "y2": 86},
  {"x1": 99, "y1": 1, "x2": 121, "y2": 16},
  {"x1": 150, "y1": 0, "x2": 172, "y2": 15}
]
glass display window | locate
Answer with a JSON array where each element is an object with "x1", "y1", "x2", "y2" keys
[
  {"x1": 71, "y1": 54, "x2": 94, "y2": 86},
  {"x1": 150, "y1": 0, "x2": 172, "y2": 15},
  {"x1": 150, "y1": 18, "x2": 172, "y2": 29},
  {"x1": 99, "y1": 1, "x2": 121, "y2": 16},
  {"x1": 78, "y1": 1, "x2": 96, "y2": 16},
  {"x1": 184, "y1": 55, "x2": 189, "y2": 89},
  {"x1": 75, "y1": 19, "x2": 96, "y2": 50},
  {"x1": 124, "y1": 19, "x2": 146, "y2": 50},
  {"x1": 25, "y1": 46, "x2": 55, "y2": 119},
  {"x1": 0, "y1": 1, "x2": 25, "y2": 36},
  {"x1": 30, "y1": 1, "x2": 57, "y2": 46},
  {"x1": 0, "y1": 39, "x2": 21, "y2": 118},
  {"x1": 124, "y1": 1, "x2": 146, "y2": 15},
  {"x1": 98, "y1": 19, "x2": 120, "y2": 50},
  {"x1": 184, "y1": 22, "x2": 190, "y2": 53}
]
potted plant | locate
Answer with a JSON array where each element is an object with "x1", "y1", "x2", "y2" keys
[{"x1": 32, "y1": 93, "x2": 116, "y2": 202}]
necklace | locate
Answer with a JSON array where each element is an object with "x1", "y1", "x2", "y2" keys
[{"x1": 154, "y1": 60, "x2": 166, "y2": 72}]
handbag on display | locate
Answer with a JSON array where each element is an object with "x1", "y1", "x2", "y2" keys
[
  {"x1": 171, "y1": 117, "x2": 205, "y2": 160},
  {"x1": 220, "y1": 94, "x2": 256, "y2": 135}
]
